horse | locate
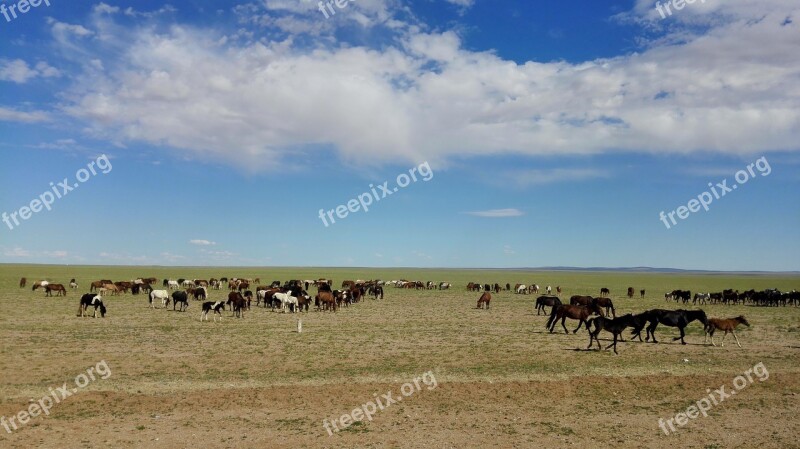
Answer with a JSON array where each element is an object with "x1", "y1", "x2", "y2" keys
[
  {"x1": 476, "y1": 292, "x2": 491, "y2": 309},
  {"x1": 273, "y1": 292, "x2": 298, "y2": 313},
  {"x1": 149, "y1": 290, "x2": 169, "y2": 309},
  {"x1": 193, "y1": 286, "x2": 207, "y2": 301},
  {"x1": 586, "y1": 314, "x2": 635, "y2": 354},
  {"x1": 32, "y1": 280, "x2": 49, "y2": 291},
  {"x1": 19, "y1": 277, "x2": 27, "y2": 288},
  {"x1": 535, "y1": 295, "x2": 561, "y2": 315},
  {"x1": 227, "y1": 292, "x2": 247, "y2": 317},
  {"x1": 599, "y1": 287, "x2": 610, "y2": 297},
  {"x1": 593, "y1": 297, "x2": 616, "y2": 318},
  {"x1": 69, "y1": 279, "x2": 78, "y2": 290},
  {"x1": 369, "y1": 285, "x2": 384, "y2": 299},
  {"x1": 640, "y1": 289, "x2": 645, "y2": 299},
  {"x1": 242, "y1": 290, "x2": 253, "y2": 310},
  {"x1": 629, "y1": 310, "x2": 659, "y2": 342},
  {"x1": 77, "y1": 294, "x2": 106, "y2": 318},
  {"x1": 646, "y1": 309, "x2": 708, "y2": 345},
  {"x1": 201, "y1": 301, "x2": 225, "y2": 322},
  {"x1": 546, "y1": 285, "x2": 552, "y2": 295},
  {"x1": 627, "y1": 287, "x2": 634, "y2": 298},
  {"x1": 704, "y1": 316, "x2": 750, "y2": 347},
  {"x1": 569, "y1": 295, "x2": 594, "y2": 307},
  {"x1": 315, "y1": 291, "x2": 337, "y2": 312},
  {"x1": 44, "y1": 284, "x2": 67, "y2": 297},
  {"x1": 172, "y1": 291, "x2": 189, "y2": 312},
  {"x1": 548, "y1": 303, "x2": 604, "y2": 334},
  {"x1": 556, "y1": 286, "x2": 562, "y2": 296}
]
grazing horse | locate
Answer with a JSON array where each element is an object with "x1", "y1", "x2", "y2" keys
[
  {"x1": 705, "y1": 316, "x2": 750, "y2": 348},
  {"x1": 69, "y1": 279, "x2": 78, "y2": 290},
  {"x1": 587, "y1": 314, "x2": 635, "y2": 354},
  {"x1": 149, "y1": 290, "x2": 169, "y2": 309},
  {"x1": 201, "y1": 301, "x2": 225, "y2": 322},
  {"x1": 535, "y1": 295, "x2": 561, "y2": 315},
  {"x1": 548, "y1": 303, "x2": 604, "y2": 334},
  {"x1": 640, "y1": 289, "x2": 645, "y2": 299},
  {"x1": 227, "y1": 292, "x2": 247, "y2": 317},
  {"x1": 476, "y1": 292, "x2": 491, "y2": 309},
  {"x1": 44, "y1": 284, "x2": 67, "y2": 297},
  {"x1": 315, "y1": 291, "x2": 337, "y2": 312},
  {"x1": 172, "y1": 291, "x2": 189, "y2": 312},
  {"x1": 19, "y1": 277, "x2": 26, "y2": 288},
  {"x1": 193, "y1": 287, "x2": 207, "y2": 301},
  {"x1": 77, "y1": 294, "x2": 106, "y2": 318},
  {"x1": 273, "y1": 292, "x2": 298, "y2": 313},
  {"x1": 32, "y1": 280, "x2": 49, "y2": 291},
  {"x1": 627, "y1": 287, "x2": 634, "y2": 298},
  {"x1": 646, "y1": 309, "x2": 708, "y2": 345},
  {"x1": 599, "y1": 287, "x2": 610, "y2": 297}
]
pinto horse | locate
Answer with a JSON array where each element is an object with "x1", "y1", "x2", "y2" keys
[
  {"x1": 201, "y1": 301, "x2": 225, "y2": 322},
  {"x1": 535, "y1": 295, "x2": 561, "y2": 315},
  {"x1": 476, "y1": 292, "x2": 491, "y2": 309},
  {"x1": 77, "y1": 294, "x2": 106, "y2": 318},
  {"x1": 704, "y1": 316, "x2": 750, "y2": 347},
  {"x1": 548, "y1": 303, "x2": 604, "y2": 334},
  {"x1": 646, "y1": 309, "x2": 708, "y2": 345},
  {"x1": 587, "y1": 314, "x2": 635, "y2": 354}
]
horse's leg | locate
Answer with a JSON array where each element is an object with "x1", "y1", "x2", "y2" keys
[
  {"x1": 561, "y1": 317, "x2": 569, "y2": 334},
  {"x1": 572, "y1": 319, "x2": 583, "y2": 334},
  {"x1": 732, "y1": 330, "x2": 742, "y2": 348},
  {"x1": 678, "y1": 326, "x2": 686, "y2": 345},
  {"x1": 720, "y1": 331, "x2": 727, "y2": 347}
]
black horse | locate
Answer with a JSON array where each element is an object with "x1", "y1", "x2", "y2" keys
[
  {"x1": 172, "y1": 291, "x2": 189, "y2": 312},
  {"x1": 77, "y1": 293, "x2": 106, "y2": 318},
  {"x1": 646, "y1": 309, "x2": 707, "y2": 344},
  {"x1": 587, "y1": 314, "x2": 635, "y2": 354},
  {"x1": 535, "y1": 295, "x2": 561, "y2": 315},
  {"x1": 369, "y1": 285, "x2": 384, "y2": 299}
]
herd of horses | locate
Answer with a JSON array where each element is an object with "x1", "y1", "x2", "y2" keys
[
  {"x1": 521, "y1": 294, "x2": 752, "y2": 354},
  {"x1": 21, "y1": 276, "x2": 794, "y2": 351}
]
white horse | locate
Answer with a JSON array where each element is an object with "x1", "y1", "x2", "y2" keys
[
  {"x1": 167, "y1": 280, "x2": 179, "y2": 290},
  {"x1": 272, "y1": 292, "x2": 298, "y2": 313},
  {"x1": 516, "y1": 284, "x2": 527, "y2": 294},
  {"x1": 149, "y1": 290, "x2": 169, "y2": 309}
]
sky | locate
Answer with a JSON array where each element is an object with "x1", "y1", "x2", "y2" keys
[{"x1": 0, "y1": 0, "x2": 798, "y2": 271}]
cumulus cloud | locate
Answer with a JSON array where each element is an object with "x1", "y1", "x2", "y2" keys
[
  {"x1": 464, "y1": 208, "x2": 525, "y2": 218},
  {"x1": 32, "y1": 0, "x2": 800, "y2": 172},
  {"x1": 0, "y1": 59, "x2": 61, "y2": 83}
]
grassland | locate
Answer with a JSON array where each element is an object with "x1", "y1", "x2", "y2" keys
[{"x1": 0, "y1": 264, "x2": 798, "y2": 448}]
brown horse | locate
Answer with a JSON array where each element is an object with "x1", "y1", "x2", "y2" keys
[
  {"x1": 476, "y1": 292, "x2": 491, "y2": 309},
  {"x1": 704, "y1": 316, "x2": 750, "y2": 348},
  {"x1": 44, "y1": 284, "x2": 67, "y2": 296},
  {"x1": 548, "y1": 303, "x2": 604, "y2": 334},
  {"x1": 640, "y1": 289, "x2": 646, "y2": 299},
  {"x1": 315, "y1": 291, "x2": 337, "y2": 312},
  {"x1": 570, "y1": 295, "x2": 594, "y2": 306},
  {"x1": 599, "y1": 287, "x2": 610, "y2": 297},
  {"x1": 627, "y1": 287, "x2": 634, "y2": 298},
  {"x1": 19, "y1": 277, "x2": 26, "y2": 288},
  {"x1": 593, "y1": 297, "x2": 616, "y2": 318}
]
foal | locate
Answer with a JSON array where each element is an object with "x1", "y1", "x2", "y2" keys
[
  {"x1": 587, "y1": 314, "x2": 635, "y2": 354},
  {"x1": 704, "y1": 316, "x2": 750, "y2": 348}
]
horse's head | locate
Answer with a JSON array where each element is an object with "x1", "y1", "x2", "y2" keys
[
  {"x1": 99, "y1": 304, "x2": 107, "y2": 317},
  {"x1": 737, "y1": 316, "x2": 750, "y2": 326}
]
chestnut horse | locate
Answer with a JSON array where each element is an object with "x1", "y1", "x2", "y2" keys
[
  {"x1": 548, "y1": 303, "x2": 604, "y2": 334},
  {"x1": 704, "y1": 316, "x2": 750, "y2": 348},
  {"x1": 44, "y1": 284, "x2": 67, "y2": 297},
  {"x1": 19, "y1": 277, "x2": 26, "y2": 288},
  {"x1": 476, "y1": 292, "x2": 491, "y2": 309}
]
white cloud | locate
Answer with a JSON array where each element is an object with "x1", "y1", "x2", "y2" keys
[
  {"x1": 3, "y1": 247, "x2": 31, "y2": 257},
  {"x1": 0, "y1": 59, "x2": 60, "y2": 83},
  {"x1": 189, "y1": 239, "x2": 216, "y2": 246},
  {"x1": 464, "y1": 208, "x2": 525, "y2": 218},
  {"x1": 0, "y1": 107, "x2": 50, "y2": 123},
  {"x1": 503, "y1": 168, "x2": 610, "y2": 187},
  {"x1": 34, "y1": 0, "x2": 800, "y2": 172}
]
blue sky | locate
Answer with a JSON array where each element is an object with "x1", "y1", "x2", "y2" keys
[{"x1": 1, "y1": 0, "x2": 798, "y2": 270}]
